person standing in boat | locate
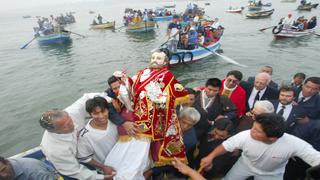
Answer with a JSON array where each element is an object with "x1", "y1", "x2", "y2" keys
[
  {"x1": 167, "y1": 16, "x2": 182, "y2": 52},
  {"x1": 97, "y1": 14, "x2": 103, "y2": 24}
]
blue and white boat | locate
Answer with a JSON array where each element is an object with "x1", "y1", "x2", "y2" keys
[
  {"x1": 37, "y1": 32, "x2": 71, "y2": 45},
  {"x1": 168, "y1": 40, "x2": 221, "y2": 65},
  {"x1": 153, "y1": 15, "x2": 173, "y2": 22}
]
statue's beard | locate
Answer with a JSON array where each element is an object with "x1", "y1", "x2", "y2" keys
[{"x1": 149, "y1": 62, "x2": 164, "y2": 69}]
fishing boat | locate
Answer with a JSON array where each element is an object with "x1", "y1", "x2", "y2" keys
[
  {"x1": 126, "y1": 21, "x2": 156, "y2": 33},
  {"x1": 153, "y1": 7, "x2": 174, "y2": 21},
  {"x1": 246, "y1": 9, "x2": 274, "y2": 18},
  {"x1": 225, "y1": 7, "x2": 245, "y2": 13},
  {"x1": 272, "y1": 26, "x2": 316, "y2": 38},
  {"x1": 90, "y1": 21, "x2": 115, "y2": 29},
  {"x1": 297, "y1": 3, "x2": 316, "y2": 10},
  {"x1": 281, "y1": 0, "x2": 296, "y2": 2},
  {"x1": 248, "y1": 2, "x2": 272, "y2": 11},
  {"x1": 23, "y1": 15, "x2": 32, "y2": 19},
  {"x1": 37, "y1": 32, "x2": 71, "y2": 45},
  {"x1": 154, "y1": 16, "x2": 173, "y2": 21},
  {"x1": 163, "y1": 3, "x2": 176, "y2": 8},
  {"x1": 248, "y1": 5, "x2": 262, "y2": 11},
  {"x1": 165, "y1": 40, "x2": 222, "y2": 65}
]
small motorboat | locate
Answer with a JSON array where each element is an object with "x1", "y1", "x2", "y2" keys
[
  {"x1": 225, "y1": 7, "x2": 245, "y2": 13},
  {"x1": 90, "y1": 21, "x2": 115, "y2": 29},
  {"x1": 246, "y1": 9, "x2": 275, "y2": 18},
  {"x1": 272, "y1": 26, "x2": 316, "y2": 38},
  {"x1": 23, "y1": 15, "x2": 31, "y2": 19},
  {"x1": 297, "y1": 3, "x2": 318, "y2": 10}
]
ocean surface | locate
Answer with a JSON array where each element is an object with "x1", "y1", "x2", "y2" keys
[{"x1": 0, "y1": 0, "x2": 319, "y2": 157}]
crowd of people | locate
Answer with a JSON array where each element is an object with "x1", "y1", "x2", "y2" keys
[
  {"x1": 123, "y1": 9, "x2": 154, "y2": 26},
  {"x1": 280, "y1": 14, "x2": 317, "y2": 30},
  {"x1": 2, "y1": 50, "x2": 320, "y2": 180},
  {"x1": 167, "y1": 16, "x2": 223, "y2": 52},
  {"x1": 34, "y1": 13, "x2": 75, "y2": 36}
]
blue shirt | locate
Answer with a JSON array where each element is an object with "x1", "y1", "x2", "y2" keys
[{"x1": 9, "y1": 158, "x2": 59, "y2": 180}]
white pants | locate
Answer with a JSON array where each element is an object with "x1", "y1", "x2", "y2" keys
[
  {"x1": 104, "y1": 137, "x2": 152, "y2": 180},
  {"x1": 223, "y1": 157, "x2": 284, "y2": 180}
]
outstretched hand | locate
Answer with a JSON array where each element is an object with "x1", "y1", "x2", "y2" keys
[
  {"x1": 122, "y1": 121, "x2": 140, "y2": 136},
  {"x1": 200, "y1": 155, "x2": 213, "y2": 171},
  {"x1": 172, "y1": 157, "x2": 192, "y2": 175}
]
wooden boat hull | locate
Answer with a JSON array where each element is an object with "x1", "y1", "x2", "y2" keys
[
  {"x1": 126, "y1": 21, "x2": 155, "y2": 33},
  {"x1": 169, "y1": 41, "x2": 221, "y2": 65},
  {"x1": 37, "y1": 32, "x2": 71, "y2": 45},
  {"x1": 274, "y1": 28, "x2": 315, "y2": 38},
  {"x1": 297, "y1": 4, "x2": 313, "y2": 10},
  {"x1": 90, "y1": 22, "x2": 115, "y2": 29},
  {"x1": 225, "y1": 9, "x2": 243, "y2": 13},
  {"x1": 246, "y1": 9, "x2": 274, "y2": 18},
  {"x1": 164, "y1": 5, "x2": 176, "y2": 8},
  {"x1": 153, "y1": 16, "x2": 173, "y2": 21}
]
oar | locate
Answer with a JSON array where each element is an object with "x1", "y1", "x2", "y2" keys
[
  {"x1": 61, "y1": 29, "x2": 86, "y2": 38},
  {"x1": 150, "y1": 38, "x2": 171, "y2": 52},
  {"x1": 199, "y1": 45, "x2": 248, "y2": 67},
  {"x1": 259, "y1": 25, "x2": 276, "y2": 32},
  {"x1": 112, "y1": 25, "x2": 126, "y2": 32},
  {"x1": 20, "y1": 36, "x2": 37, "y2": 49}
]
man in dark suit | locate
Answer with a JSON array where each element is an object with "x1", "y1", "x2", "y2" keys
[
  {"x1": 270, "y1": 86, "x2": 298, "y2": 130},
  {"x1": 247, "y1": 65, "x2": 279, "y2": 89},
  {"x1": 291, "y1": 72, "x2": 306, "y2": 92},
  {"x1": 243, "y1": 72, "x2": 279, "y2": 111},
  {"x1": 294, "y1": 76, "x2": 320, "y2": 120},
  {"x1": 194, "y1": 78, "x2": 237, "y2": 126}
]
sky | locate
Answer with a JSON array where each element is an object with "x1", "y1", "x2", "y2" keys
[{"x1": 1, "y1": 0, "x2": 85, "y2": 12}]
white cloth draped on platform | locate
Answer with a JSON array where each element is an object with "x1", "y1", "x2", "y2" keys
[{"x1": 104, "y1": 137, "x2": 152, "y2": 180}]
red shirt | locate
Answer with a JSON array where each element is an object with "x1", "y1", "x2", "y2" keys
[{"x1": 220, "y1": 79, "x2": 247, "y2": 118}]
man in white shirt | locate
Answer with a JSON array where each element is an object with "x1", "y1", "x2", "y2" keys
[
  {"x1": 201, "y1": 113, "x2": 320, "y2": 180},
  {"x1": 210, "y1": 18, "x2": 220, "y2": 30},
  {"x1": 40, "y1": 93, "x2": 117, "y2": 180},
  {"x1": 77, "y1": 97, "x2": 118, "y2": 176},
  {"x1": 282, "y1": 14, "x2": 294, "y2": 29}
]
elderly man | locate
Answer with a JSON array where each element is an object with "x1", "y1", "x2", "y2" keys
[
  {"x1": 40, "y1": 93, "x2": 121, "y2": 180},
  {"x1": 247, "y1": 66, "x2": 279, "y2": 89},
  {"x1": 243, "y1": 72, "x2": 279, "y2": 111},
  {"x1": 105, "y1": 50, "x2": 189, "y2": 179},
  {"x1": 201, "y1": 113, "x2": 320, "y2": 180},
  {"x1": 220, "y1": 70, "x2": 247, "y2": 118},
  {"x1": 0, "y1": 156, "x2": 60, "y2": 180},
  {"x1": 237, "y1": 100, "x2": 274, "y2": 132},
  {"x1": 282, "y1": 14, "x2": 294, "y2": 29}
]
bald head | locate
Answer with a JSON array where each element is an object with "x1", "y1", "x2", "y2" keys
[{"x1": 254, "y1": 72, "x2": 271, "y2": 90}]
